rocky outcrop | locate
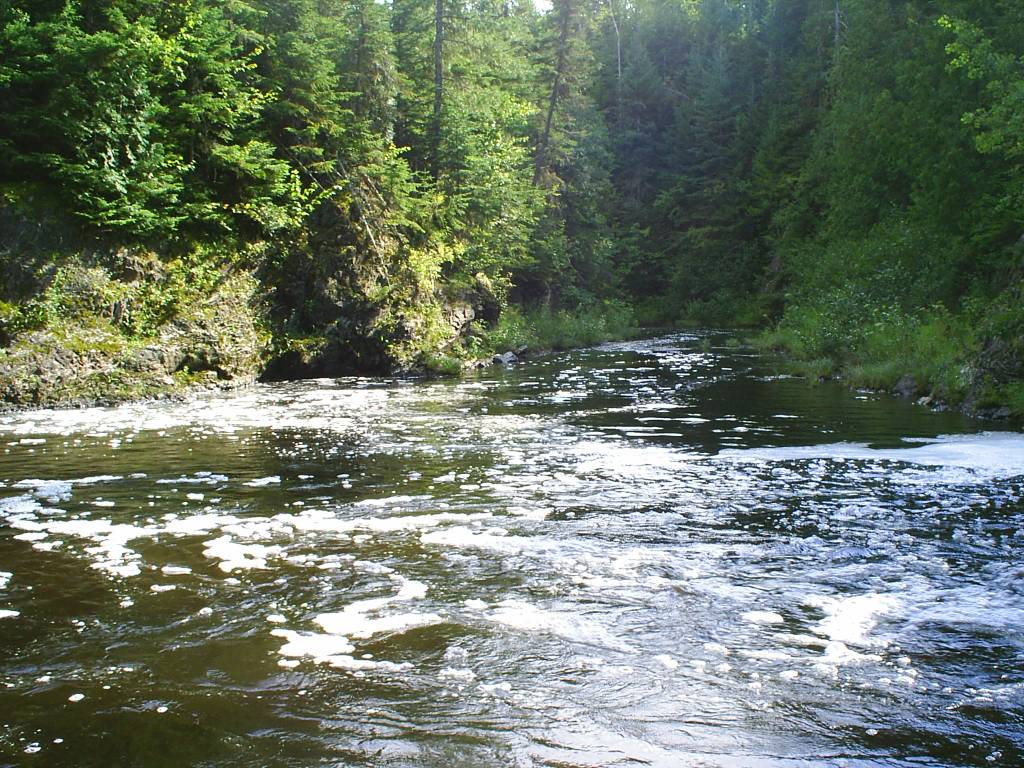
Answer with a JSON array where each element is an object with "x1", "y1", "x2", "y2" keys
[
  {"x1": 262, "y1": 274, "x2": 505, "y2": 381},
  {"x1": 891, "y1": 375, "x2": 920, "y2": 399},
  {"x1": 0, "y1": 272, "x2": 265, "y2": 407},
  {"x1": 261, "y1": 307, "x2": 416, "y2": 381},
  {"x1": 158, "y1": 272, "x2": 265, "y2": 382},
  {"x1": 956, "y1": 336, "x2": 1024, "y2": 419},
  {"x1": 442, "y1": 275, "x2": 502, "y2": 339}
]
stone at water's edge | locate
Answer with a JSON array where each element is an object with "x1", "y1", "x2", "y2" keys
[{"x1": 891, "y1": 374, "x2": 919, "y2": 399}]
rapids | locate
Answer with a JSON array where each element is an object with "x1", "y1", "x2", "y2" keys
[{"x1": 0, "y1": 332, "x2": 1022, "y2": 767}]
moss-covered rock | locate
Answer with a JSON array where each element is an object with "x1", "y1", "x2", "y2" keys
[
  {"x1": 159, "y1": 271, "x2": 266, "y2": 382},
  {"x1": 0, "y1": 270, "x2": 266, "y2": 408}
]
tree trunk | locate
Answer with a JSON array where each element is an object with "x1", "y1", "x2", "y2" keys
[
  {"x1": 432, "y1": 0, "x2": 444, "y2": 179},
  {"x1": 608, "y1": 0, "x2": 622, "y2": 120},
  {"x1": 834, "y1": 0, "x2": 842, "y2": 49},
  {"x1": 534, "y1": 0, "x2": 572, "y2": 185}
]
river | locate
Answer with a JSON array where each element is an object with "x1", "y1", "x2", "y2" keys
[{"x1": 1, "y1": 331, "x2": 1022, "y2": 767}]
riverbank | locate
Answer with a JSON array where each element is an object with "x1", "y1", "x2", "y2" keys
[
  {"x1": 423, "y1": 302, "x2": 640, "y2": 375},
  {"x1": 0, "y1": 281, "x2": 640, "y2": 408},
  {"x1": 753, "y1": 310, "x2": 1024, "y2": 420}
]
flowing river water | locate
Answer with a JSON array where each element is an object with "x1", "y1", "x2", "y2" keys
[{"x1": 0, "y1": 332, "x2": 1022, "y2": 767}]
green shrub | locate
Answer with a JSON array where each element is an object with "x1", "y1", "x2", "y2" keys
[
  {"x1": 679, "y1": 291, "x2": 769, "y2": 328},
  {"x1": 1003, "y1": 382, "x2": 1024, "y2": 417},
  {"x1": 479, "y1": 300, "x2": 637, "y2": 355},
  {"x1": 422, "y1": 353, "x2": 462, "y2": 376},
  {"x1": 763, "y1": 294, "x2": 976, "y2": 401}
]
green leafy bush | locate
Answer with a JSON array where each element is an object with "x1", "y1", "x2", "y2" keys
[{"x1": 480, "y1": 301, "x2": 637, "y2": 355}]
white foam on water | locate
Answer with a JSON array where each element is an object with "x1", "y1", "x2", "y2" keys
[
  {"x1": 274, "y1": 576, "x2": 438, "y2": 671},
  {"x1": 0, "y1": 571, "x2": 10, "y2": 590},
  {"x1": 313, "y1": 577, "x2": 438, "y2": 639},
  {"x1": 271, "y1": 629, "x2": 356, "y2": 658},
  {"x1": 282, "y1": 509, "x2": 491, "y2": 536},
  {"x1": 321, "y1": 655, "x2": 413, "y2": 672},
  {"x1": 220, "y1": 517, "x2": 293, "y2": 540},
  {"x1": 12, "y1": 532, "x2": 45, "y2": 544},
  {"x1": 609, "y1": 547, "x2": 672, "y2": 575},
  {"x1": 244, "y1": 476, "x2": 281, "y2": 487},
  {"x1": 420, "y1": 526, "x2": 539, "y2": 554},
  {"x1": 703, "y1": 642, "x2": 730, "y2": 655},
  {"x1": 315, "y1": 610, "x2": 442, "y2": 639},
  {"x1": 353, "y1": 560, "x2": 394, "y2": 575},
  {"x1": 485, "y1": 600, "x2": 633, "y2": 652},
  {"x1": 161, "y1": 566, "x2": 192, "y2": 576},
  {"x1": 570, "y1": 441, "x2": 700, "y2": 478},
  {"x1": 506, "y1": 505, "x2": 552, "y2": 520},
  {"x1": 0, "y1": 610, "x2": 19, "y2": 619},
  {"x1": 743, "y1": 610, "x2": 785, "y2": 625},
  {"x1": 202, "y1": 535, "x2": 281, "y2": 572},
  {"x1": 439, "y1": 667, "x2": 476, "y2": 681},
  {"x1": 157, "y1": 474, "x2": 228, "y2": 486},
  {"x1": 821, "y1": 640, "x2": 880, "y2": 665},
  {"x1": 718, "y1": 432, "x2": 1024, "y2": 482},
  {"x1": 0, "y1": 386, "x2": 389, "y2": 436},
  {"x1": 0, "y1": 494, "x2": 46, "y2": 519},
  {"x1": 14, "y1": 479, "x2": 72, "y2": 503},
  {"x1": 0, "y1": 484, "x2": 253, "y2": 580},
  {"x1": 805, "y1": 593, "x2": 901, "y2": 646},
  {"x1": 21, "y1": 518, "x2": 158, "y2": 577},
  {"x1": 271, "y1": 629, "x2": 418, "y2": 672}
]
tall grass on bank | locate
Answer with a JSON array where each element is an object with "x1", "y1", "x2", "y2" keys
[
  {"x1": 756, "y1": 303, "x2": 971, "y2": 393},
  {"x1": 756, "y1": 303, "x2": 971, "y2": 396},
  {"x1": 481, "y1": 301, "x2": 638, "y2": 356},
  {"x1": 754, "y1": 295, "x2": 1024, "y2": 416}
]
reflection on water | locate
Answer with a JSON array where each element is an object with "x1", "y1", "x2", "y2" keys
[{"x1": 0, "y1": 332, "x2": 1022, "y2": 767}]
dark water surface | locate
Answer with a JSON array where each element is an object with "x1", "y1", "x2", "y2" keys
[{"x1": 1, "y1": 332, "x2": 1022, "y2": 767}]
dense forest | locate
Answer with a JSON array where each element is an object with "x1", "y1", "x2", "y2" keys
[{"x1": 0, "y1": 0, "x2": 1022, "y2": 412}]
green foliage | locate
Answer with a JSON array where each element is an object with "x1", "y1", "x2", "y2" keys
[
  {"x1": 1003, "y1": 382, "x2": 1024, "y2": 416},
  {"x1": 440, "y1": 88, "x2": 544, "y2": 279},
  {"x1": 480, "y1": 301, "x2": 637, "y2": 354},
  {"x1": 679, "y1": 291, "x2": 770, "y2": 328},
  {"x1": 421, "y1": 352, "x2": 462, "y2": 376},
  {"x1": 6, "y1": 246, "x2": 235, "y2": 344},
  {"x1": 2, "y1": 0, "x2": 1023, "y2": 409},
  {"x1": 765, "y1": 300, "x2": 975, "y2": 400}
]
